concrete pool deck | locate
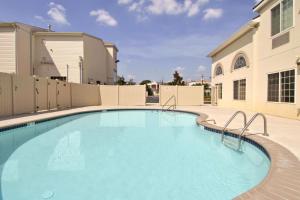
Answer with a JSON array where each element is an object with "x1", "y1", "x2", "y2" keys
[{"x1": 0, "y1": 105, "x2": 300, "y2": 199}]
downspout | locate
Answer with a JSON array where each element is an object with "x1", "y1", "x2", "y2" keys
[
  {"x1": 79, "y1": 56, "x2": 83, "y2": 84},
  {"x1": 30, "y1": 32, "x2": 33, "y2": 75}
]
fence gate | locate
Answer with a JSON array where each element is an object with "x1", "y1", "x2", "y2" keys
[
  {"x1": 47, "y1": 79, "x2": 57, "y2": 110},
  {"x1": 12, "y1": 75, "x2": 35, "y2": 115},
  {"x1": 57, "y1": 81, "x2": 71, "y2": 109},
  {"x1": 211, "y1": 86, "x2": 217, "y2": 105},
  {"x1": 35, "y1": 78, "x2": 48, "y2": 111},
  {"x1": 0, "y1": 73, "x2": 13, "y2": 117}
]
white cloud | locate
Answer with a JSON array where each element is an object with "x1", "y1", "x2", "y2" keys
[
  {"x1": 203, "y1": 8, "x2": 223, "y2": 21},
  {"x1": 118, "y1": 0, "x2": 133, "y2": 5},
  {"x1": 174, "y1": 66, "x2": 185, "y2": 71},
  {"x1": 47, "y1": 2, "x2": 70, "y2": 25},
  {"x1": 35, "y1": 2, "x2": 70, "y2": 26},
  {"x1": 197, "y1": 65, "x2": 206, "y2": 72},
  {"x1": 119, "y1": 0, "x2": 209, "y2": 18},
  {"x1": 147, "y1": 0, "x2": 209, "y2": 16},
  {"x1": 34, "y1": 15, "x2": 46, "y2": 22},
  {"x1": 129, "y1": 0, "x2": 145, "y2": 12},
  {"x1": 90, "y1": 9, "x2": 118, "y2": 27},
  {"x1": 127, "y1": 74, "x2": 136, "y2": 80}
]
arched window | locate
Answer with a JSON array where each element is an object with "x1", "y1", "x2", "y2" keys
[
  {"x1": 233, "y1": 55, "x2": 248, "y2": 70},
  {"x1": 215, "y1": 65, "x2": 223, "y2": 76}
]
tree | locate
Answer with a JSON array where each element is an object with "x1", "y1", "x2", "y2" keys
[
  {"x1": 140, "y1": 80, "x2": 153, "y2": 96},
  {"x1": 116, "y1": 76, "x2": 126, "y2": 85},
  {"x1": 169, "y1": 70, "x2": 185, "y2": 85},
  {"x1": 140, "y1": 80, "x2": 151, "y2": 85},
  {"x1": 127, "y1": 79, "x2": 136, "y2": 85}
]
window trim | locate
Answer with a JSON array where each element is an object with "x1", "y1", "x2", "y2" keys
[
  {"x1": 266, "y1": 68, "x2": 296, "y2": 104},
  {"x1": 216, "y1": 83, "x2": 222, "y2": 99},
  {"x1": 270, "y1": 0, "x2": 295, "y2": 38},
  {"x1": 233, "y1": 78, "x2": 247, "y2": 101},
  {"x1": 231, "y1": 52, "x2": 250, "y2": 72},
  {"x1": 214, "y1": 63, "x2": 224, "y2": 77}
]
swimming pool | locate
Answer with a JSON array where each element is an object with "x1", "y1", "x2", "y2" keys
[{"x1": 0, "y1": 110, "x2": 270, "y2": 200}]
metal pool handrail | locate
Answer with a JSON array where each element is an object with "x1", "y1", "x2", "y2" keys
[
  {"x1": 162, "y1": 95, "x2": 176, "y2": 111},
  {"x1": 237, "y1": 113, "x2": 268, "y2": 150},
  {"x1": 221, "y1": 111, "x2": 247, "y2": 142}
]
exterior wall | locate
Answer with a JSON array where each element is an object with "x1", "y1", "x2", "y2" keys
[
  {"x1": 16, "y1": 25, "x2": 31, "y2": 76},
  {"x1": 253, "y1": 0, "x2": 300, "y2": 119},
  {"x1": 160, "y1": 86, "x2": 204, "y2": 106},
  {"x1": 119, "y1": 85, "x2": 146, "y2": 106},
  {"x1": 211, "y1": 29, "x2": 256, "y2": 111},
  {"x1": 0, "y1": 27, "x2": 16, "y2": 73},
  {"x1": 99, "y1": 85, "x2": 119, "y2": 106},
  {"x1": 177, "y1": 86, "x2": 204, "y2": 106},
  {"x1": 83, "y1": 35, "x2": 108, "y2": 84},
  {"x1": 33, "y1": 35, "x2": 84, "y2": 83},
  {"x1": 210, "y1": 0, "x2": 300, "y2": 120},
  {"x1": 71, "y1": 83, "x2": 100, "y2": 107},
  {"x1": 159, "y1": 86, "x2": 177, "y2": 106},
  {"x1": 105, "y1": 46, "x2": 117, "y2": 84}
]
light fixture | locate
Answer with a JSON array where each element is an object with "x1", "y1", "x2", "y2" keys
[
  {"x1": 115, "y1": 59, "x2": 120, "y2": 63},
  {"x1": 296, "y1": 57, "x2": 300, "y2": 66}
]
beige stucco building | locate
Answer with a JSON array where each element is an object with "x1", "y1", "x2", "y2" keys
[
  {"x1": 209, "y1": 0, "x2": 300, "y2": 120},
  {"x1": 0, "y1": 22, "x2": 118, "y2": 84}
]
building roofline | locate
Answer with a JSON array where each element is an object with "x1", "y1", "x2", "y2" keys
[
  {"x1": 104, "y1": 42, "x2": 119, "y2": 52},
  {"x1": 34, "y1": 31, "x2": 105, "y2": 42},
  {"x1": 34, "y1": 31, "x2": 119, "y2": 52},
  {"x1": 207, "y1": 20, "x2": 259, "y2": 58},
  {"x1": 0, "y1": 22, "x2": 48, "y2": 31},
  {"x1": 253, "y1": 0, "x2": 272, "y2": 12},
  {"x1": 253, "y1": 0, "x2": 265, "y2": 10}
]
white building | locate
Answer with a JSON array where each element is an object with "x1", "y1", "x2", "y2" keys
[
  {"x1": 0, "y1": 22, "x2": 118, "y2": 84},
  {"x1": 209, "y1": 0, "x2": 300, "y2": 120}
]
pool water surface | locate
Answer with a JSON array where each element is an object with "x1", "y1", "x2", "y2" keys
[{"x1": 0, "y1": 110, "x2": 270, "y2": 200}]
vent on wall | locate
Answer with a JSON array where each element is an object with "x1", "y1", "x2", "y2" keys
[{"x1": 272, "y1": 32, "x2": 290, "y2": 49}]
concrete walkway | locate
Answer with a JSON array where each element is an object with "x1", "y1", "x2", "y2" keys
[{"x1": 1, "y1": 105, "x2": 300, "y2": 159}]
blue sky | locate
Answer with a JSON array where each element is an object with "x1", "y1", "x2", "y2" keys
[{"x1": 0, "y1": 0, "x2": 259, "y2": 83}]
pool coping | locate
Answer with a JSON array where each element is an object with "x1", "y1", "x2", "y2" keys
[
  {"x1": 196, "y1": 114, "x2": 300, "y2": 200},
  {"x1": 1, "y1": 107, "x2": 300, "y2": 199}
]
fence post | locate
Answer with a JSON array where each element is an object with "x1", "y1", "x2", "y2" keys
[{"x1": 117, "y1": 85, "x2": 120, "y2": 106}]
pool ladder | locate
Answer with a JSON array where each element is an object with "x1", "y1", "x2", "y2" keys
[
  {"x1": 221, "y1": 111, "x2": 269, "y2": 151},
  {"x1": 162, "y1": 95, "x2": 176, "y2": 111}
]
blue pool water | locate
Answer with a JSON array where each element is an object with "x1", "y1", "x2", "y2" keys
[{"x1": 0, "y1": 110, "x2": 270, "y2": 200}]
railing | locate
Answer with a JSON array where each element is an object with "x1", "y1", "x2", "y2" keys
[
  {"x1": 237, "y1": 113, "x2": 268, "y2": 150},
  {"x1": 221, "y1": 111, "x2": 247, "y2": 142},
  {"x1": 162, "y1": 95, "x2": 176, "y2": 111}
]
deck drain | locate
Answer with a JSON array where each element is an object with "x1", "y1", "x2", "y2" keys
[{"x1": 42, "y1": 191, "x2": 54, "y2": 199}]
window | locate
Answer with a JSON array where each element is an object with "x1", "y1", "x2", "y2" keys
[
  {"x1": 215, "y1": 65, "x2": 223, "y2": 76},
  {"x1": 267, "y1": 69, "x2": 295, "y2": 103},
  {"x1": 271, "y1": 0, "x2": 293, "y2": 36},
  {"x1": 268, "y1": 73, "x2": 279, "y2": 102},
  {"x1": 233, "y1": 55, "x2": 248, "y2": 70},
  {"x1": 233, "y1": 79, "x2": 246, "y2": 100},
  {"x1": 216, "y1": 83, "x2": 222, "y2": 99},
  {"x1": 51, "y1": 76, "x2": 66, "y2": 82}
]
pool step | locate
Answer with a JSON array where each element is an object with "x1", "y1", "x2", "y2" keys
[{"x1": 223, "y1": 136, "x2": 241, "y2": 151}]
